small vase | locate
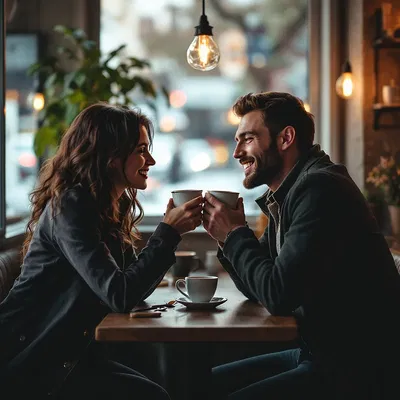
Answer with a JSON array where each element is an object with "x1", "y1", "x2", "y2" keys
[{"x1": 388, "y1": 205, "x2": 400, "y2": 236}]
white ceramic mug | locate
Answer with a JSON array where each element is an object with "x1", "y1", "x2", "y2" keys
[
  {"x1": 175, "y1": 276, "x2": 218, "y2": 303},
  {"x1": 205, "y1": 250, "x2": 222, "y2": 275},
  {"x1": 172, "y1": 189, "x2": 202, "y2": 207},
  {"x1": 208, "y1": 190, "x2": 239, "y2": 208},
  {"x1": 169, "y1": 251, "x2": 204, "y2": 278}
]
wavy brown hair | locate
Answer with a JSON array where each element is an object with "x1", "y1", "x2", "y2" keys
[{"x1": 22, "y1": 102, "x2": 154, "y2": 257}]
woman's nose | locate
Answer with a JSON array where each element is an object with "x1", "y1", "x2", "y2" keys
[{"x1": 147, "y1": 153, "x2": 156, "y2": 166}]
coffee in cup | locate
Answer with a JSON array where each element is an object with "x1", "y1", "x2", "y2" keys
[
  {"x1": 208, "y1": 190, "x2": 239, "y2": 208},
  {"x1": 172, "y1": 189, "x2": 202, "y2": 207},
  {"x1": 175, "y1": 276, "x2": 218, "y2": 303},
  {"x1": 169, "y1": 251, "x2": 204, "y2": 279}
]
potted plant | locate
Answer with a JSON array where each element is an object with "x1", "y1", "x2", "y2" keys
[
  {"x1": 28, "y1": 25, "x2": 166, "y2": 158},
  {"x1": 366, "y1": 151, "x2": 400, "y2": 235}
]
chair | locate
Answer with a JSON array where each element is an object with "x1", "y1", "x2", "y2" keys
[{"x1": 0, "y1": 248, "x2": 21, "y2": 302}]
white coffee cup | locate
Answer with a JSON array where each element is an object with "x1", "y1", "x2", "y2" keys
[
  {"x1": 175, "y1": 276, "x2": 218, "y2": 303},
  {"x1": 172, "y1": 189, "x2": 202, "y2": 207},
  {"x1": 208, "y1": 190, "x2": 239, "y2": 208},
  {"x1": 205, "y1": 250, "x2": 222, "y2": 275}
]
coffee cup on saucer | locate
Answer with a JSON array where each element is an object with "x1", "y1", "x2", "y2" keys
[{"x1": 175, "y1": 276, "x2": 218, "y2": 303}]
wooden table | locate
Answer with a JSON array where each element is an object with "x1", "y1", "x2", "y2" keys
[{"x1": 96, "y1": 273, "x2": 298, "y2": 399}]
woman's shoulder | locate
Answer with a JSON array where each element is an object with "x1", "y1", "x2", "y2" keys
[
  {"x1": 59, "y1": 184, "x2": 95, "y2": 207},
  {"x1": 50, "y1": 184, "x2": 98, "y2": 222}
]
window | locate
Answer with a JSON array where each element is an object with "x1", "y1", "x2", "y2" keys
[
  {"x1": 100, "y1": 0, "x2": 309, "y2": 217},
  {"x1": 4, "y1": 33, "x2": 41, "y2": 238},
  {"x1": 0, "y1": 0, "x2": 312, "y2": 245}
]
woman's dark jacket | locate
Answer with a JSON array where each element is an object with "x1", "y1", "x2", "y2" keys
[{"x1": 0, "y1": 185, "x2": 181, "y2": 395}]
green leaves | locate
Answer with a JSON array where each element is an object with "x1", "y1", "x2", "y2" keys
[
  {"x1": 28, "y1": 25, "x2": 165, "y2": 158},
  {"x1": 34, "y1": 126, "x2": 59, "y2": 157}
]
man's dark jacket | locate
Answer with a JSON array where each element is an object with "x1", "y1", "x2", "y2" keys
[
  {"x1": 0, "y1": 185, "x2": 181, "y2": 396},
  {"x1": 218, "y1": 145, "x2": 400, "y2": 398}
]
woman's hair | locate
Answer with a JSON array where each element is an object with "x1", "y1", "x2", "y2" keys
[
  {"x1": 232, "y1": 92, "x2": 315, "y2": 153},
  {"x1": 22, "y1": 102, "x2": 154, "y2": 257}
]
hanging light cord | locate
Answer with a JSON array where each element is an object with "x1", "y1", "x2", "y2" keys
[{"x1": 202, "y1": 0, "x2": 205, "y2": 16}]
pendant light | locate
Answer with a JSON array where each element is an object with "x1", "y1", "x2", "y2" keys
[{"x1": 187, "y1": 0, "x2": 220, "y2": 71}]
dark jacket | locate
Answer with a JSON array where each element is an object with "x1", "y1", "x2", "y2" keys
[
  {"x1": 0, "y1": 185, "x2": 181, "y2": 395},
  {"x1": 218, "y1": 145, "x2": 400, "y2": 396}
]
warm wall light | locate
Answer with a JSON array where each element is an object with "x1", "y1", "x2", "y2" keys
[
  {"x1": 32, "y1": 93, "x2": 45, "y2": 111},
  {"x1": 27, "y1": 92, "x2": 45, "y2": 112},
  {"x1": 187, "y1": 0, "x2": 220, "y2": 71},
  {"x1": 336, "y1": 61, "x2": 354, "y2": 99}
]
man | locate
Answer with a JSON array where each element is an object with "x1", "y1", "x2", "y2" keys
[{"x1": 203, "y1": 92, "x2": 400, "y2": 399}]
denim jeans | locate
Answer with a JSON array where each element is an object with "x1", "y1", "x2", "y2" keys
[{"x1": 212, "y1": 348, "x2": 321, "y2": 400}]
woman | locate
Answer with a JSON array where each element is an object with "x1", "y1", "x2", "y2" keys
[{"x1": 0, "y1": 103, "x2": 202, "y2": 399}]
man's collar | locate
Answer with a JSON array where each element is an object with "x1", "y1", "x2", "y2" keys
[{"x1": 255, "y1": 144, "x2": 325, "y2": 211}]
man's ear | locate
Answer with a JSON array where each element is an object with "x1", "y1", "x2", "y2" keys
[{"x1": 279, "y1": 126, "x2": 296, "y2": 151}]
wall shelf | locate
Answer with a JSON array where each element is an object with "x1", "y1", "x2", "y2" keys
[
  {"x1": 373, "y1": 103, "x2": 400, "y2": 130},
  {"x1": 373, "y1": 37, "x2": 400, "y2": 130},
  {"x1": 373, "y1": 38, "x2": 400, "y2": 49}
]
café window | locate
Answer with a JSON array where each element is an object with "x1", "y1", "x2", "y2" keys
[
  {"x1": 100, "y1": 0, "x2": 309, "y2": 217},
  {"x1": 4, "y1": 33, "x2": 41, "y2": 237}
]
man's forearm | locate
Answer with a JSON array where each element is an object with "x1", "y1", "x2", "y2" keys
[{"x1": 217, "y1": 247, "x2": 259, "y2": 302}]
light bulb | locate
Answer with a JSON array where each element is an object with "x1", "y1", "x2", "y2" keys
[
  {"x1": 187, "y1": 34, "x2": 220, "y2": 71},
  {"x1": 336, "y1": 61, "x2": 354, "y2": 99},
  {"x1": 32, "y1": 93, "x2": 45, "y2": 111},
  {"x1": 187, "y1": 5, "x2": 220, "y2": 72},
  {"x1": 27, "y1": 92, "x2": 45, "y2": 111}
]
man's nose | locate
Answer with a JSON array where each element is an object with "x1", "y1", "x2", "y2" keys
[{"x1": 233, "y1": 144, "x2": 243, "y2": 159}]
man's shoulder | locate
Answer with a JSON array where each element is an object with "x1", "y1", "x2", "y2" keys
[{"x1": 288, "y1": 163, "x2": 355, "y2": 202}]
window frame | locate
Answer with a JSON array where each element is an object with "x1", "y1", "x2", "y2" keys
[{"x1": 0, "y1": 0, "x2": 6, "y2": 247}]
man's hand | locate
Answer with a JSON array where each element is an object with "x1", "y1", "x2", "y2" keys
[{"x1": 203, "y1": 192, "x2": 246, "y2": 243}]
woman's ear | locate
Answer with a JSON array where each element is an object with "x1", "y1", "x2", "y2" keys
[
  {"x1": 109, "y1": 158, "x2": 121, "y2": 169},
  {"x1": 279, "y1": 126, "x2": 296, "y2": 151}
]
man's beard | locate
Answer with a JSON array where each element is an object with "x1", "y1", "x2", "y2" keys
[{"x1": 243, "y1": 143, "x2": 283, "y2": 189}]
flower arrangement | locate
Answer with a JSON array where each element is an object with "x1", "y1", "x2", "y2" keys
[{"x1": 366, "y1": 151, "x2": 400, "y2": 206}]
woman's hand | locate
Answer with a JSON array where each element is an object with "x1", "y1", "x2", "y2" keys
[{"x1": 163, "y1": 196, "x2": 203, "y2": 235}]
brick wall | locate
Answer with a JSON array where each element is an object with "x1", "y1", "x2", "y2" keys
[{"x1": 363, "y1": 0, "x2": 400, "y2": 179}]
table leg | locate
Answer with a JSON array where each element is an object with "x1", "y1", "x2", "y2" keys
[{"x1": 160, "y1": 342, "x2": 215, "y2": 400}]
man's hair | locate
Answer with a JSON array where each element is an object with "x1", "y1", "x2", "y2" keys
[{"x1": 232, "y1": 92, "x2": 315, "y2": 153}]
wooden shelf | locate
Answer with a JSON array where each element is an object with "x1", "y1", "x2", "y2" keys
[
  {"x1": 372, "y1": 36, "x2": 400, "y2": 129},
  {"x1": 373, "y1": 37, "x2": 400, "y2": 49},
  {"x1": 373, "y1": 103, "x2": 400, "y2": 110},
  {"x1": 373, "y1": 103, "x2": 400, "y2": 130}
]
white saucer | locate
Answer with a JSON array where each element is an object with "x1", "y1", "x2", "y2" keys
[{"x1": 176, "y1": 297, "x2": 227, "y2": 310}]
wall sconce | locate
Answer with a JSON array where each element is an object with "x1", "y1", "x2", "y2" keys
[
  {"x1": 336, "y1": 61, "x2": 354, "y2": 99},
  {"x1": 187, "y1": 0, "x2": 220, "y2": 71},
  {"x1": 27, "y1": 92, "x2": 45, "y2": 112}
]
